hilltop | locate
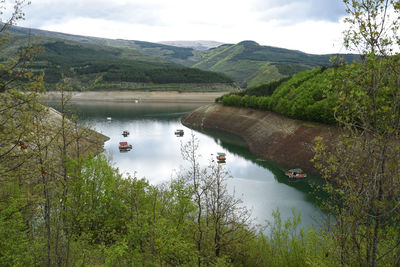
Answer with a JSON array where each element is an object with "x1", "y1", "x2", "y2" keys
[
  {"x1": 193, "y1": 41, "x2": 359, "y2": 87},
  {"x1": 5, "y1": 25, "x2": 359, "y2": 89},
  {"x1": 158, "y1": 40, "x2": 225, "y2": 50},
  {"x1": 5, "y1": 24, "x2": 202, "y2": 66},
  {"x1": 2, "y1": 27, "x2": 234, "y2": 92}
]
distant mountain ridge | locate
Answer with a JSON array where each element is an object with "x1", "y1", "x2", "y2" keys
[
  {"x1": 193, "y1": 40, "x2": 359, "y2": 87},
  {"x1": 158, "y1": 40, "x2": 225, "y2": 50},
  {"x1": 2, "y1": 25, "x2": 234, "y2": 91},
  {"x1": 4, "y1": 24, "x2": 201, "y2": 66},
  {"x1": 5, "y1": 25, "x2": 359, "y2": 88}
]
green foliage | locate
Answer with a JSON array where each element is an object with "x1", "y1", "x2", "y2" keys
[
  {"x1": 0, "y1": 2, "x2": 331, "y2": 266},
  {"x1": 269, "y1": 67, "x2": 335, "y2": 122},
  {"x1": 312, "y1": 1, "x2": 400, "y2": 266},
  {"x1": 272, "y1": 62, "x2": 310, "y2": 76},
  {"x1": 220, "y1": 66, "x2": 336, "y2": 124},
  {"x1": 221, "y1": 93, "x2": 242, "y2": 106},
  {"x1": 244, "y1": 208, "x2": 335, "y2": 266},
  {"x1": 3, "y1": 1, "x2": 400, "y2": 266},
  {"x1": 239, "y1": 76, "x2": 291, "y2": 97},
  {"x1": 0, "y1": 184, "x2": 33, "y2": 266},
  {"x1": 195, "y1": 40, "x2": 359, "y2": 87},
  {"x1": 6, "y1": 24, "x2": 199, "y2": 66},
  {"x1": 103, "y1": 65, "x2": 233, "y2": 84},
  {"x1": 62, "y1": 154, "x2": 198, "y2": 266},
  {"x1": 6, "y1": 24, "x2": 360, "y2": 89},
  {"x1": 5, "y1": 38, "x2": 233, "y2": 90},
  {"x1": 133, "y1": 40, "x2": 194, "y2": 60},
  {"x1": 39, "y1": 41, "x2": 233, "y2": 86}
]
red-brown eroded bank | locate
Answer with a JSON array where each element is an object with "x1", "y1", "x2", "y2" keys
[{"x1": 181, "y1": 104, "x2": 339, "y2": 176}]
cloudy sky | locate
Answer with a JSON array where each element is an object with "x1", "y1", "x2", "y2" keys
[{"x1": 11, "y1": 0, "x2": 349, "y2": 54}]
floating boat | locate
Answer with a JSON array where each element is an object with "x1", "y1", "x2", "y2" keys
[
  {"x1": 174, "y1": 129, "x2": 184, "y2": 136},
  {"x1": 285, "y1": 168, "x2": 307, "y2": 179},
  {"x1": 216, "y1": 152, "x2": 226, "y2": 163},
  {"x1": 107, "y1": 117, "x2": 112, "y2": 121},
  {"x1": 122, "y1": 130, "x2": 130, "y2": 137},
  {"x1": 119, "y1": 141, "x2": 132, "y2": 151}
]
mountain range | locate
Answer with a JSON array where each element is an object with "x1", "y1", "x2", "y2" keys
[
  {"x1": 4, "y1": 25, "x2": 359, "y2": 89},
  {"x1": 158, "y1": 41, "x2": 225, "y2": 50}
]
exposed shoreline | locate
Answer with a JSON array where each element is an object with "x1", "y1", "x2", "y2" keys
[
  {"x1": 47, "y1": 107, "x2": 109, "y2": 155},
  {"x1": 182, "y1": 104, "x2": 339, "y2": 176},
  {"x1": 43, "y1": 91, "x2": 227, "y2": 103}
]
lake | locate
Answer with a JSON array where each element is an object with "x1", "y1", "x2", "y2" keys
[{"x1": 50, "y1": 100, "x2": 326, "y2": 230}]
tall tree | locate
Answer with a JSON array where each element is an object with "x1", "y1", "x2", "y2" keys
[
  {"x1": 181, "y1": 133, "x2": 254, "y2": 265},
  {"x1": 0, "y1": 1, "x2": 47, "y2": 265},
  {"x1": 314, "y1": 1, "x2": 400, "y2": 266},
  {"x1": 181, "y1": 132, "x2": 208, "y2": 266}
]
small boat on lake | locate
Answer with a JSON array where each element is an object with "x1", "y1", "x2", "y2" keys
[
  {"x1": 285, "y1": 168, "x2": 307, "y2": 179},
  {"x1": 122, "y1": 130, "x2": 130, "y2": 137},
  {"x1": 119, "y1": 141, "x2": 132, "y2": 151},
  {"x1": 175, "y1": 129, "x2": 184, "y2": 136},
  {"x1": 216, "y1": 152, "x2": 226, "y2": 163},
  {"x1": 107, "y1": 117, "x2": 112, "y2": 121}
]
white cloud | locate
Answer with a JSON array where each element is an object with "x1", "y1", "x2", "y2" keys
[{"x1": 8, "y1": 0, "x2": 352, "y2": 54}]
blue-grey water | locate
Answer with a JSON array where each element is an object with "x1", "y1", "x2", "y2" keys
[{"x1": 50, "y1": 100, "x2": 326, "y2": 230}]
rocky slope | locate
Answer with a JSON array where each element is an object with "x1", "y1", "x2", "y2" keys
[{"x1": 181, "y1": 104, "x2": 339, "y2": 175}]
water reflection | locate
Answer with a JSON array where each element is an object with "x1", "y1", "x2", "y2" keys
[
  {"x1": 193, "y1": 128, "x2": 326, "y2": 228},
  {"x1": 47, "y1": 101, "x2": 326, "y2": 230}
]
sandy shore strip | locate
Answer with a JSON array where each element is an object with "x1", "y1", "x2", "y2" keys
[{"x1": 42, "y1": 91, "x2": 228, "y2": 103}]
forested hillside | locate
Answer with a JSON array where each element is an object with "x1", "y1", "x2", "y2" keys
[
  {"x1": 219, "y1": 66, "x2": 337, "y2": 124},
  {"x1": 195, "y1": 41, "x2": 359, "y2": 87},
  {"x1": 6, "y1": 25, "x2": 359, "y2": 88},
  {"x1": 5, "y1": 24, "x2": 203, "y2": 66},
  {"x1": 1, "y1": 34, "x2": 234, "y2": 91}
]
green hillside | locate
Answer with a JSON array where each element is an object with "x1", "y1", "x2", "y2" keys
[
  {"x1": 6, "y1": 24, "x2": 202, "y2": 66},
  {"x1": 2, "y1": 33, "x2": 234, "y2": 91},
  {"x1": 195, "y1": 41, "x2": 358, "y2": 87},
  {"x1": 219, "y1": 66, "x2": 337, "y2": 124},
  {"x1": 5, "y1": 25, "x2": 359, "y2": 89}
]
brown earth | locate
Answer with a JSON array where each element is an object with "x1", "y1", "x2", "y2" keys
[{"x1": 181, "y1": 104, "x2": 339, "y2": 176}]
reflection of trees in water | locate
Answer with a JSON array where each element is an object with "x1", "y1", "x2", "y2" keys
[
  {"x1": 193, "y1": 127, "x2": 328, "y2": 207},
  {"x1": 45, "y1": 101, "x2": 203, "y2": 121}
]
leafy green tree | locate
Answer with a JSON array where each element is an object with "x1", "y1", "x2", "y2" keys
[
  {"x1": 314, "y1": 1, "x2": 400, "y2": 266},
  {"x1": 0, "y1": 1, "x2": 47, "y2": 265}
]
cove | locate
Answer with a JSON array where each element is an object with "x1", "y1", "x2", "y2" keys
[{"x1": 49, "y1": 100, "x2": 326, "y2": 230}]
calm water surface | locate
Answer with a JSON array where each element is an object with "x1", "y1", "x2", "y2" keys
[{"x1": 52, "y1": 101, "x2": 325, "y2": 229}]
